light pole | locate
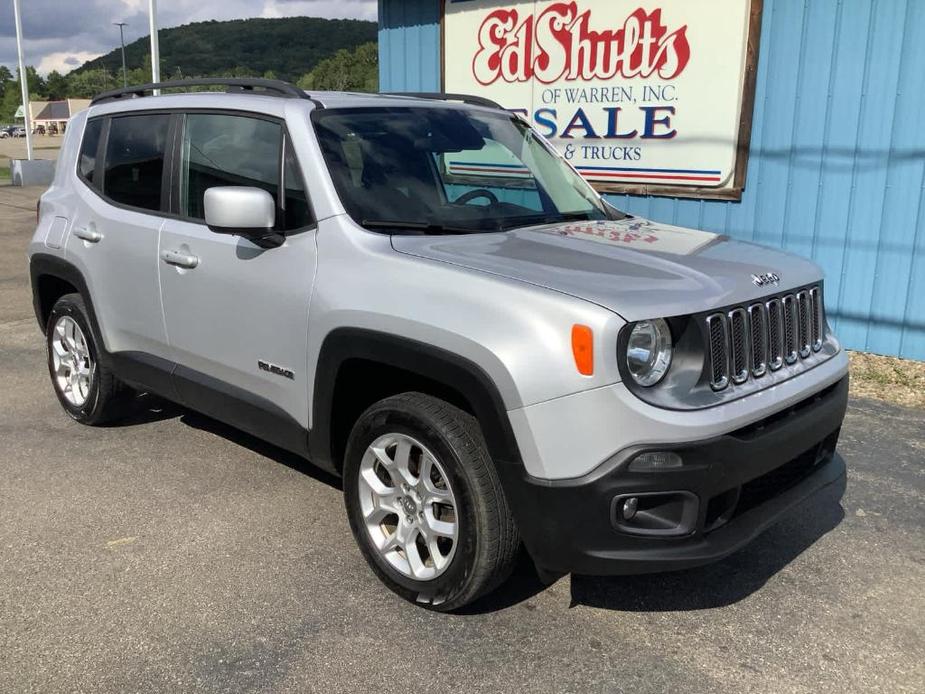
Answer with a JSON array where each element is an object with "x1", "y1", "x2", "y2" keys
[
  {"x1": 12, "y1": 0, "x2": 33, "y2": 160},
  {"x1": 148, "y1": 0, "x2": 160, "y2": 93},
  {"x1": 113, "y1": 22, "x2": 128, "y2": 88}
]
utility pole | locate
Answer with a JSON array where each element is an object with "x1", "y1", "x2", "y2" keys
[
  {"x1": 12, "y1": 0, "x2": 33, "y2": 160},
  {"x1": 114, "y1": 22, "x2": 128, "y2": 88},
  {"x1": 148, "y1": 0, "x2": 160, "y2": 94}
]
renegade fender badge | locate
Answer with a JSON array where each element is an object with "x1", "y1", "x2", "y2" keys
[
  {"x1": 752, "y1": 272, "x2": 781, "y2": 287},
  {"x1": 258, "y1": 360, "x2": 294, "y2": 380}
]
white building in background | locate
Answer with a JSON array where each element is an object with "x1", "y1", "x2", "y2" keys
[{"x1": 14, "y1": 99, "x2": 91, "y2": 134}]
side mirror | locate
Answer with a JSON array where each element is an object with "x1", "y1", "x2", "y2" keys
[{"x1": 203, "y1": 186, "x2": 284, "y2": 249}]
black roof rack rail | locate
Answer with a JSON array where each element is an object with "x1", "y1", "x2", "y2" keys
[
  {"x1": 90, "y1": 78, "x2": 324, "y2": 109},
  {"x1": 381, "y1": 92, "x2": 504, "y2": 110}
]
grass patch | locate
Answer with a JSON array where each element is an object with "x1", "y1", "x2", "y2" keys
[
  {"x1": 849, "y1": 350, "x2": 925, "y2": 409},
  {"x1": 0, "y1": 165, "x2": 9, "y2": 180}
]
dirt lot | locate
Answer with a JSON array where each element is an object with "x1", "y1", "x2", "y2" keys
[
  {"x1": 0, "y1": 135, "x2": 61, "y2": 160},
  {"x1": 1, "y1": 186, "x2": 923, "y2": 693},
  {"x1": 0, "y1": 136, "x2": 61, "y2": 179}
]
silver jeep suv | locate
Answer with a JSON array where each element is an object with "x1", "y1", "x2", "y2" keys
[{"x1": 29, "y1": 79, "x2": 849, "y2": 611}]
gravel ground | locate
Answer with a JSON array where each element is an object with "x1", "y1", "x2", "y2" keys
[
  {"x1": 1, "y1": 186, "x2": 923, "y2": 693},
  {"x1": 848, "y1": 351, "x2": 925, "y2": 409}
]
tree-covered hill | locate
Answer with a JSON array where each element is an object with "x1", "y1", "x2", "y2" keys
[{"x1": 74, "y1": 16, "x2": 377, "y2": 83}]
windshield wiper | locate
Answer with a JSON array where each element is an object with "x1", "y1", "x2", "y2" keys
[
  {"x1": 361, "y1": 219, "x2": 494, "y2": 235},
  {"x1": 496, "y1": 211, "x2": 600, "y2": 231}
]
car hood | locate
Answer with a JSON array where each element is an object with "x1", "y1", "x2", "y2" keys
[{"x1": 391, "y1": 217, "x2": 822, "y2": 321}]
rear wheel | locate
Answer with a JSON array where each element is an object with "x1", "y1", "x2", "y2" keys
[
  {"x1": 45, "y1": 293, "x2": 132, "y2": 425},
  {"x1": 343, "y1": 392, "x2": 519, "y2": 611}
]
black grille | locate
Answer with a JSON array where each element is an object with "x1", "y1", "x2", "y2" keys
[
  {"x1": 767, "y1": 298, "x2": 784, "y2": 370},
  {"x1": 797, "y1": 291, "x2": 812, "y2": 358},
  {"x1": 705, "y1": 428, "x2": 841, "y2": 532},
  {"x1": 704, "y1": 286, "x2": 825, "y2": 391},
  {"x1": 706, "y1": 313, "x2": 729, "y2": 390},
  {"x1": 782, "y1": 294, "x2": 798, "y2": 364},
  {"x1": 735, "y1": 434, "x2": 835, "y2": 515},
  {"x1": 810, "y1": 286, "x2": 823, "y2": 351},
  {"x1": 729, "y1": 308, "x2": 749, "y2": 384},
  {"x1": 748, "y1": 303, "x2": 768, "y2": 376}
]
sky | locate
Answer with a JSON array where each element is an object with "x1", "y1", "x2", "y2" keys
[{"x1": 0, "y1": 0, "x2": 378, "y2": 76}]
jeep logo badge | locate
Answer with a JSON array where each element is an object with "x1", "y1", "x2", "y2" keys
[
  {"x1": 752, "y1": 272, "x2": 781, "y2": 287},
  {"x1": 400, "y1": 496, "x2": 417, "y2": 516}
]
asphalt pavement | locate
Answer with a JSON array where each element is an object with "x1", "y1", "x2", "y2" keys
[{"x1": 1, "y1": 186, "x2": 922, "y2": 693}]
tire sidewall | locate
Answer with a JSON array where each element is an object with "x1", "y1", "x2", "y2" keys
[
  {"x1": 344, "y1": 403, "x2": 483, "y2": 609},
  {"x1": 46, "y1": 296, "x2": 103, "y2": 423}
]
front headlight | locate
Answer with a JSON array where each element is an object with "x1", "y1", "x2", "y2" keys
[{"x1": 626, "y1": 319, "x2": 673, "y2": 386}]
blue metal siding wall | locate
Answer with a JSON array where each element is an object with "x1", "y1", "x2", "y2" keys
[
  {"x1": 379, "y1": 0, "x2": 925, "y2": 360},
  {"x1": 379, "y1": 0, "x2": 442, "y2": 91}
]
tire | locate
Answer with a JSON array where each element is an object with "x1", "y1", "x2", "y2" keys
[
  {"x1": 45, "y1": 293, "x2": 132, "y2": 425},
  {"x1": 343, "y1": 392, "x2": 520, "y2": 611}
]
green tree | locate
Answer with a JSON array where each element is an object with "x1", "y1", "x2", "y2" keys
[
  {"x1": 66, "y1": 68, "x2": 118, "y2": 98},
  {"x1": 297, "y1": 42, "x2": 377, "y2": 93},
  {"x1": 45, "y1": 70, "x2": 69, "y2": 100},
  {"x1": 0, "y1": 66, "x2": 45, "y2": 121},
  {"x1": 0, "y1": 86, "x2": 22, "y2": 122},
  {"x1": 228, "y1": 65, "x2": 259, "y2": 78},
  {"x1": 20, "y1": 66, "x2": 46, "y2": 97},
  {"x1": 0, "y1": 65, "x2": 12, "y2": 101}
]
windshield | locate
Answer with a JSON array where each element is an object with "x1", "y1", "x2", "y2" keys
[{"x1": 311, "y1": 106, "x2": 620, "y2": 234}]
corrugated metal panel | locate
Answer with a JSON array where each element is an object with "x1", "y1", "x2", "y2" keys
[
  {"x1": 379, "y1": 0, "x2": 925, "y2": 360},
  {"x1": 379, "y1": 0, "x2": 442, "y2": 92}
]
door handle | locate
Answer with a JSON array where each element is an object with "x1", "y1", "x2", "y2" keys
[
  {"x1": 73, "y1": 227, "x2": 102, "y2": 243},
  {"x1": 160, "y1": 249, "x2": 200, "y2": 269}
]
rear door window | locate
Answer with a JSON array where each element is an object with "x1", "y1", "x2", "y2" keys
[{"x1": 102, "y1": 114, "x2": 171, "y2": 211}]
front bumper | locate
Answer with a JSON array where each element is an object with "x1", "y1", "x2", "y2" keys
[{"x1": 497, "y1": 375, "x2": 849, "y2": 575}]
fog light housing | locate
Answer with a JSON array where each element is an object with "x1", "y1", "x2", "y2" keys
[
  {"x1": 611, "y1": 491, "x2": 699, "y2": 536},
  {"x1": 629, "y1": 451, "x2": 683, "y2": 471}
]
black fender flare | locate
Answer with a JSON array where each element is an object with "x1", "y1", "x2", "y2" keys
[
  {"x1": 29, "y1": 254, "x2": 105, "y2": 343},
  {"x1": 310, "y1": 328, "x2": 523, "y2": 471}
]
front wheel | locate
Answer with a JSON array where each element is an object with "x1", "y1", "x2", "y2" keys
[{"x1": 343, "y1": 392, "x2": 519, "y2": 611}]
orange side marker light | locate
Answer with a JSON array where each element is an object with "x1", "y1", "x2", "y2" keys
[{"x1": 571, "y1": 324, "x2": 594, "y2": 376}]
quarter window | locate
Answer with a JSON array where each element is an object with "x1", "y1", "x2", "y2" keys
[
  {"x1": 77, "y1": 118, "x2": 103, "y2": 187},
  {"x1": 102, "y1": 114, "x2": 171, "y2": 211}
]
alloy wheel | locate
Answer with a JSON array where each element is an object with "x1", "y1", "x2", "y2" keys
[
  {"x1": 357, "y1": 433, "x2": 459, "y2": 581},
  {"x1": 50, "y1": 316, "x2": 94, "y2": 406}
]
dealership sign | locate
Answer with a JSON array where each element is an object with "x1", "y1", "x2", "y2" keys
[{"x1": 443, "y1": 0, "x2": 762, "y2": 199}]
